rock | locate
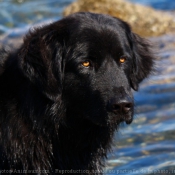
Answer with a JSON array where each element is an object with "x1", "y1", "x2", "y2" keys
[{"x1": 63, "y1": 0, "x2": 175, "y2": 37}]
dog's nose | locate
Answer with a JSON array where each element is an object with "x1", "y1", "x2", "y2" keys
[{"x1": 108, "y1": 98, "x2": 133, "y2": 114}]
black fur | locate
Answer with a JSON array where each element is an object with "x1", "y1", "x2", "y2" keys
[{"x1": 0, "y1": 12, "x2": 154, "y2": 174}]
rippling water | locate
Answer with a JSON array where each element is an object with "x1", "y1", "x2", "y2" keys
[{"x1": 0, "y1": 0, "x2": 175, "y2": 174}]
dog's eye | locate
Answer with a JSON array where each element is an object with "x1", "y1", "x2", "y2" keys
[
  {"x1": 82, "y1": 61, "x2": 90, "y2": 68},
  {"x1": 119, "y1": 57, "x2": 126, "y2": 63}
]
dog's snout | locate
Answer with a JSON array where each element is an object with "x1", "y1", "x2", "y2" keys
[
  {"x1": 108, "y1": 98, "x2": 133, "y2": 114},
  {"x1": 112, "y1": 102, "x2": 132, "y2": 113}
]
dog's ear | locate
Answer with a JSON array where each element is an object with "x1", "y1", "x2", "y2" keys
[
  {"x1": 19, "y1": 27, "x2": 64, "y2": 101},
  {"x1": 129, "y1": 32, "x2": 155, "y2": 91}
]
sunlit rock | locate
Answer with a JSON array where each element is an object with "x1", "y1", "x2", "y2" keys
[{"x1": 63, "y1": 0, "x2": 175, "y2": 37}]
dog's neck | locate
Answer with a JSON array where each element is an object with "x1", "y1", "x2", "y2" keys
[{"x1": 52, "y1": 117, "x2": 115, "y2": 172}]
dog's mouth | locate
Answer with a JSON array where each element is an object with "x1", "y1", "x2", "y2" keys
[
  {"x1": 82, "y1": 105, "x2": 133, "y2": 127},
  {"x1": 125, "y1": 119, "x2": 133, "y2": 124},
  {"x1": 109, "y1": 113, "x2": 133, "y2": 125},
  {"x1": 85, "y1": 112, "x2": 133, "y2": 127},
  {"x1": 118, "y1": 116, "x2": 133, "y2": 125}
]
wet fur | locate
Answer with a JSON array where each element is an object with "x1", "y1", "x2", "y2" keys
[{"x1": 0, "y1": 12, "x2": 154, "y2": 174}]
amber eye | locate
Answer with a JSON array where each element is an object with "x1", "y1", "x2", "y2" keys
[
  {"x1": 119, "y1": 57, "x2": 126, "y2": 63},
  {"x1": 82, "y1": 61, "x2": 90, "y2": 67}
]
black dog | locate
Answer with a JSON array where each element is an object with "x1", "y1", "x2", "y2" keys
[{"x1": 0, "y1": 12, "x2": 154, "y2": 174}]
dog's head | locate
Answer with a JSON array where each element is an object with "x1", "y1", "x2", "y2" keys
[{"x1": 19, "y1": 12, "x2": 154, "y2": 127}]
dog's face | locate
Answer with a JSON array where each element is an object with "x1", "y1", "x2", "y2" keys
[
  {"x1": 63, "y1": 17, "x2": 135, "y2": 126},
  {"x1": 19, "y1": 12, "x2": 154, "y2": 127},
  {"x1": 64, "y1": 47, "x2": 134, "y2": 126}
]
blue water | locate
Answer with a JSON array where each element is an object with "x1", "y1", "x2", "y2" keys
[
  {"x1": 1, "y1": 0, "x2": 175, "y2": 174},
  {"x1": 0, "y1": 0, "x2": 73, "y2": 37},
  {"x1": 130, "y1": 0, "x2": 175, "y2": 10}
]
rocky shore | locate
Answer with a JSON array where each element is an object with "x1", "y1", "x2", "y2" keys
[{"x1": 63, "y1": 0, "x2": 175, "y2": 37}]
